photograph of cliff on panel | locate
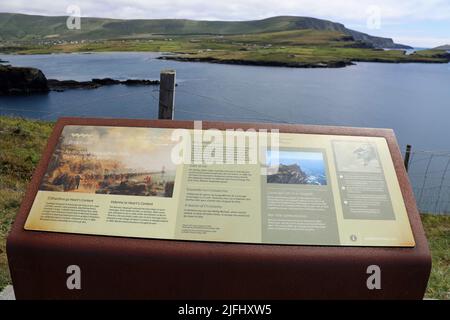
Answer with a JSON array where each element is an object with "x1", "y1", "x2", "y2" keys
[
  {"x1": 39, "y1": 126, "x2": 176, "y2": 197},
  {"x1": 266, "y1": 150, "x2": 327, "y2": 185}
]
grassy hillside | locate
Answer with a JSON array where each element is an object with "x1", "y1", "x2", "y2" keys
[
  {"x1": 0, "y1": 116, "x2": 53, "y2": 291},
  {"x1": 2, "y1": 13, "x2": 448, "y2": 68},
  {"x1": 433, "y1": 45, "x2": 450, "y2": 50},
  {"x1": 1, "y1": 31, "x2": 448, "y2": 68},
  {"x1": 0, "y1": 13, "x2": 407, "y2": 48},
  {"x1": 0, "y1": 116, "x2": 449, "y2": 299}
]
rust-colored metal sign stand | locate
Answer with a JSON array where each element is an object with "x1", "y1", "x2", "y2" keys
[{"x1": 7, "y1": 118, "x2": 431, "y2": 299}]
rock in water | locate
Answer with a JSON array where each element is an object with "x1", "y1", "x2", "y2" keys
[
  {"x1": 92, "y1": 78, "x2": 121, "y2": 85},
  {"x1": 0, "y1": 65, "x2": 49, "y2": 95},
  {"x1": 46, "y1": 78, "x2": 161, "y2": 91},
  {"x1": 47, "y1": 79, "x2": 102, "y2": 91},
  {"x1": 121, "y1": 79, "x2": 160, "y2": 85},
  {"x1": 0, "y1": 65, "x2": 161, "y2": 94}
]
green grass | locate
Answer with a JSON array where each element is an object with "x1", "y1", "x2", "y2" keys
[
  {"x1": 0, "y1": 116, "x2": 53, "y2": 291},
  {"x1": 1, "y1": 14, "x2": 449, "y2": 67},
  {"x1": 0, "y1": 14, "x2": 399, "y2": 43},
  {"x1": 0, "y1": 116, "x2": 448, "y2": 299},
  {"x1": 172, "y1": 46, "x2": 449, "y2": 66},
  {"x1": 2, "y1": 30, "x2": 449, "y2": 66},
  {"x1": 422, "y1": 214, "x2": 450, "y2": 299}
]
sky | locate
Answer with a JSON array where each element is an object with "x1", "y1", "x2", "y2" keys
[
  {"x1": 266, "y1": 151, "x2": 324, "y2": 169},
  {"x1": 1, "y1": 0, "x2": 449, "y2": 47}
]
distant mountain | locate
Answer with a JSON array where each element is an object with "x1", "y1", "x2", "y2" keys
[
  {"x1": 0, "y1": 13, "x2": 410, "y2": 49},
  {"x1": 433, "y1": 44, "x2": 450, "y2": 50}
]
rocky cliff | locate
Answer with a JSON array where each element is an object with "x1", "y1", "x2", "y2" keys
[
  {"x1": 0, "y1": 65, "x2": 49, "y2": 95},
  {"x1": 267, "y1": 164, "x2": 308, "y2": 184},
  {"x1": 0, "y1": 65, "x2": 160, "y2": 95}
]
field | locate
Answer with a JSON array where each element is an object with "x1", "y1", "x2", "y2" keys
[
  {"x1": 1, "y1": 14, "x2": 449, "y2": 68},
  {"x1": 0, "y1": 116, "x2": 449, "y2": 298},
  {"x1": 2, "y1": 30, "x2": 449, "y2": 67}
]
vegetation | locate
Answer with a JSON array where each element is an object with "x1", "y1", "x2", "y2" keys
[
  {"x1": 0, "y1": 116, "x2": 53, "y2": 291},
  {"x1": 0, "y1": 13, "x2": 404, "y2": 48},
  {"x1": 0, "y1": 116, "x2": 448, "y2": 299},
  {"x1": 433, "y1": 45, "x2": 450, "y2": 51},
  {"x1": 2, "y1": 13, "x2": 449, "y2": 68},
  {"x1": 422, "y1": 214, "x2": 450, "y2": 300},
  {"x1": 1, "y1": 31, "x2": 449, "y2": 67}
]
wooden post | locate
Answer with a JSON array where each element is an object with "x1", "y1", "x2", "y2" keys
[
  {"x1": 158, "y1": 70, "x2": 176, "y2": 120},
  {"x1": 404, "y1": 144, "x2": 412, "y2": 172}
]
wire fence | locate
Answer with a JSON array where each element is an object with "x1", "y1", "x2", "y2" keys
[
  {"x1": 404, "y1": 147, "x2": 450, "y2": 215},
  {"x1": 2, "y1": 82, "x2": 449, "y2": 215}
]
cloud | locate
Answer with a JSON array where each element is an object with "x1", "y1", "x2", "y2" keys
[{"x1": 1, "y1": 0, "x2": 450, "y2": 21}]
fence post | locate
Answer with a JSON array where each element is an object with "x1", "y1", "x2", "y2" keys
[
  {"x1": 404, "y1": 144, "x2": 412, "y2": 172},
  {"x1": 158, "y1": 69, "x2": 176, "y2": 120}
]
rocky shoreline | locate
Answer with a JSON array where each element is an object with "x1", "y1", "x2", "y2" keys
[
  {"x1": 0, "y1": 65, "x2": 160, "y2": 95},
  {"x1": 158, "y1": 55, "x2": 354, "y2": 68},
  {"x1": 159, "y1": 51, "x2": 450, "y2": 68},
  {"x1": 47, "y1": 78, "x2": 160, "y2": 92},
  {"x1": 353, "y1": 51, "x2": 450, "y2": 64},
  {"x1": 0, "y1": 65, "x2": 48, "y2": 95}
]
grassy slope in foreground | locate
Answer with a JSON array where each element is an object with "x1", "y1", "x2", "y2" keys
[
  {"x1": 421, "y1": 214, "x2": 450, "y2": 300},
  {"x1": 1, "y1": 30, "x2": 449, "y2": 67},
  {"x1": 0, "y1": 117, "x2": 53, "y2": 291},
  {"x1": 0, "y1": 116, "x2": 449, "y2": 299}
]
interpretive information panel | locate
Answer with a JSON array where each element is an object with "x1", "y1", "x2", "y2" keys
[{"x1": 25, "y1": 125, "x2": 415, "y2": 247}]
